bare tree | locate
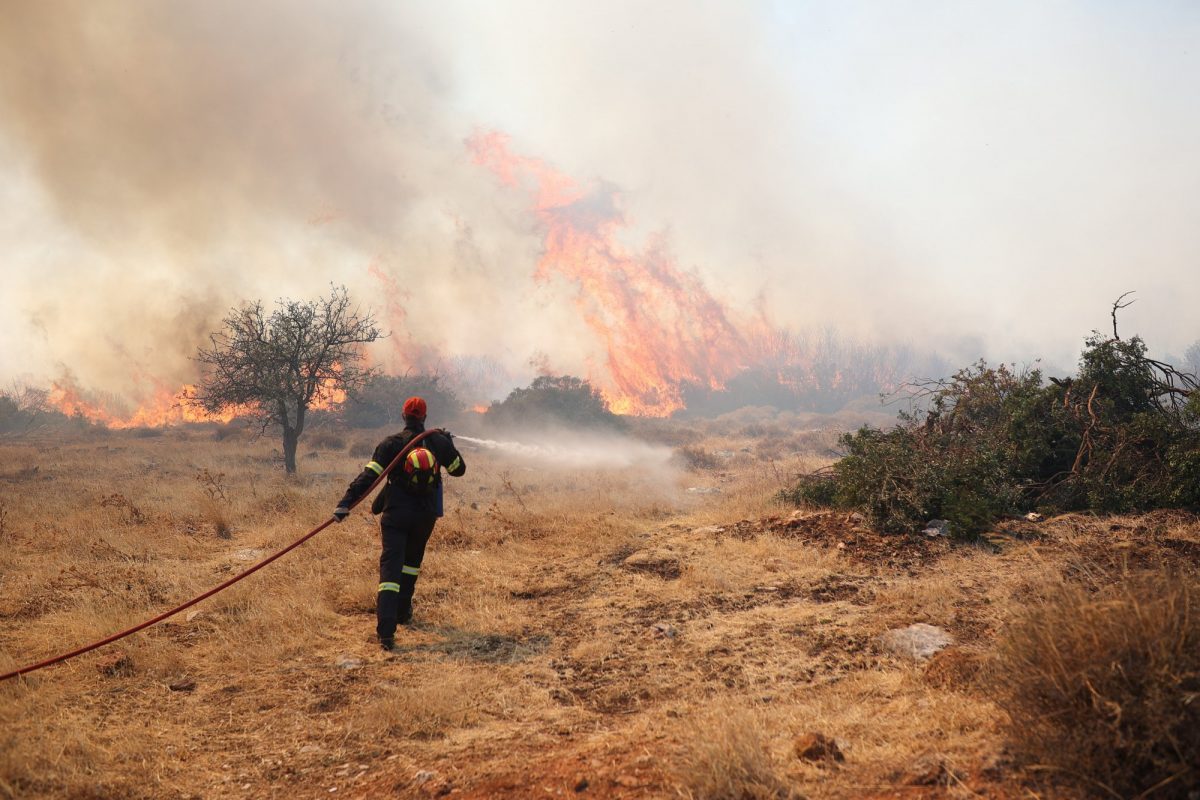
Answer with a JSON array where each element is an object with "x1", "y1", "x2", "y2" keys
[{"x1": 191, "y1": 286, "x2": 381, "y2": 473}]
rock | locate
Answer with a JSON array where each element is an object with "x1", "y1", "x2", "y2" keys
[
  {"x1": 334, "y1": 654, "x2": 364, "y2": 670},
  {"x1": 413, "y1": 771, "x2": 436, "y2": 786},
  {"x1": 878, "y1": 623, "x2": 953, "y2": 660},
  {"x1": 921, "y1": 519, "x2": 952, "y2": 538},
  {"x1": 686, "y1": 486, "x2": 722, "y2": 495},
  {"x1": 650, "y1": 622, "x2": 677, "y2": 639},
  {"x1": 847, "y1": 512, "x2": 865, "y2": 524},
  {"x1": 692, "y1": 525, "x2": 725, "y2": 535},
  {"x1": 573, "y1": 775, "x2": 589, "y2": 792},
  {"x1": 233, "y1": 548, "x2": 264, "y2": 562},
  {"x1": 1024, "y1": 512, "x2": 1044, "y2": 522},
  {"x1": 299, "y1": 744, "x2": 322, "y2": 754},
  {"x1": 184, "y1": 609, "x2": 203, "y2": 622},
  {"x1": 168, "y1": 676, "x2": 197, "y2": 692},
  {"x1": 621, "y1": 550, "x2": 681, "y2": 579},
  {"x1": 793, "y1": 732, "x2": 844, "y2": 764}
]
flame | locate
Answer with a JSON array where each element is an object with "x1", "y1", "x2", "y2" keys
[
  {"x1": 48, "y1": 380, "x2": 244, "y2": 429},
  {"x1": 46, "y1": 370, "x2": 347, "y2": 429},
  {"x1": 470, "y1": 131, "x2": 760, "y2": 416},
  {"x1": 468, "y1": 131, "x2": 921, "y2": 417}
]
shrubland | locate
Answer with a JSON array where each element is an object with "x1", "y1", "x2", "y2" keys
[
  {"x1": 784, "y1": 329, "x2": 1200, "y2": 535},
  {"x1": 1, "y1": 398, "x2": 1198, "y2": 798}
]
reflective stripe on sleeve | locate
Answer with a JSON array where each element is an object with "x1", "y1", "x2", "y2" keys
[
  {"x1": 365, "y1": 461, "x2": 384, "y2": 475},
  {"x1": 446, "y1": 456, "x2": 462, "y2": 473},
  {"x1": 401, "y1": 565, "x2": 420, "y2": 576},
  {"x1": 378, "y1": 582, "x2": 401, "y2": 592}
]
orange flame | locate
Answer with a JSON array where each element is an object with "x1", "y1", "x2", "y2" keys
[
  {"x1": 467, "y1": 131, "x2": 922, "y2": 416},
  {"x1": 48, "y1": 380, "x2": 244, "y2": 429},
  {"x1": 469, "y1": 131, "x2": 760, "y2": 416},
  {"x1": 46, "y1": 371, "x2": 347, "y2": 430}
]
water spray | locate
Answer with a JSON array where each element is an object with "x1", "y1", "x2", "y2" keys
[{"x1": 453, "y1": 433, "x2": 672, "y2": 469}]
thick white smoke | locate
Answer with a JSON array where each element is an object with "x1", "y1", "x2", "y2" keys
[{"x1": 1, "y1": 1, "x2": 1197, "y2": 406}]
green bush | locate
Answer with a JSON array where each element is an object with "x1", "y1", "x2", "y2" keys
[
  {"x1": 781, "y1": 332, "x2": 1200, "y2": 534},
  {"x1": 484, "y1": 375, "x2": 622, "y2": 431},
  {"x1": 342, "y1": 373, "x2": 464, "y2": 428}
]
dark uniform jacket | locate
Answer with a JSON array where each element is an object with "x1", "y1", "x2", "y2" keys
[{"x1": 337, "y1": 423, "x2": 465, "y2": 519}]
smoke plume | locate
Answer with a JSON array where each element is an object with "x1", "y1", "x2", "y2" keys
[{"x1": 2, "y1": 2, "x2": 1197, "y2": 416}]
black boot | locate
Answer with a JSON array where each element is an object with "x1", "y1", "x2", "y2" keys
[
  {"x1": 377, "y1": 586, "x2": 401, "y2": 646},
  {"x1": 398, "y1": 572, "x2": 418, "y2": 625}
]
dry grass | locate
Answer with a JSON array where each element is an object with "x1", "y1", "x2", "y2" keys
[
  {"x1": 670, "y1": 700, "x2": 794, "y2": 799},
  {"x1": 1, "y1": 425, "x2": 1198, "y2": 798},
  {"x1": 991, "y1": 571, "x2": 1200, "y2": 798}
]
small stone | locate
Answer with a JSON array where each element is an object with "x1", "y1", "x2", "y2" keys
[
  {"x1": 686, "y1": 486, "x2": 722, "y2": 495},
  {"x1": 1024, "y1": 512, "x2": 1044, "y2": 522},
  {"x1": 793, "y1": 732, "x2": 844, "y2": 764},
  {"x1": 878, "y1": 623, "x2": 954, "y2": 660},
  {"x1": 185, "y1": 610, "x2": 203, "y2": 622},
  {"x1": 413, "y1": 771, "x2": 436, "y2": 786},
  {"x1": 650, "y1": 622, "x2": 677, "y2": 639},
  {"x1": 299, "y1": 744, "x2": 322, "y2": 755},
  {"x1": 573, "y1": 776, "x2": 589, "y2": 792},
  {"x1": 921, "y1": 519, "x2": 952, "y2": 538},
  {"x1": 847, "y1": 512, "x2": 865, "y2": 524},
  {"x1": 692, "y1": 525, "x2": 725, "y2": 535},
  {"x1": 334, "y1": 654, "x2": 364, "y2": 670},
  {"x1": 168, "y1": 676, "x2": 197, "y2": 692}
]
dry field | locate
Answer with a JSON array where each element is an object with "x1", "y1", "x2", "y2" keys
[{"x1": 1, "y1": 420, "x2": 1197, "y2": 799}]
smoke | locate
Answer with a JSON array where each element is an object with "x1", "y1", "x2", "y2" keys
[{"x1": 2, "y1": 2, "x2": 1198, "y2": 409}]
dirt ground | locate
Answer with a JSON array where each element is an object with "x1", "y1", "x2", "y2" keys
[{"x1": 1, "y1": 422, "x2": 1197, "y2": 799}]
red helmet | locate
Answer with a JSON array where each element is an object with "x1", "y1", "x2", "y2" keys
[{"x1": 402, "y1": 396, "x2": 427, "y2": 420}]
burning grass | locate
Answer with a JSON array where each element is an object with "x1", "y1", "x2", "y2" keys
[{"x1": 1, "y1": 421, "x2": 1198, "y2": 798}]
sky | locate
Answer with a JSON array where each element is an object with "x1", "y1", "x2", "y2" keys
[{"x1": 0, "y1": 1, "x2": 1197, "y2": 408}]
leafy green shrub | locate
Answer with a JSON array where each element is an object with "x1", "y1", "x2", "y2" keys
[
  {"x1": 781, "y1": 331, "x2": 1200, "y2": 534},
  {"x1": 484, "y1": 375, "x2": 622, "y2": 430},
  {"x1": 343, "y1": 373, "x2": 464, "y2": 428}
]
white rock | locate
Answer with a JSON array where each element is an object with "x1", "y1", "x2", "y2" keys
[
  {"x1": 922, "y1": 519, "x2": 952, "y2": 538},
  {"x1": 878, "y1": 623, "x2": 953, "y2": 660},
  {"x1": 334, "y1": 654, "x2": 364, "y2": 670}
]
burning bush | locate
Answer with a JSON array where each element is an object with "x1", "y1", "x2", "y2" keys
[
  {"x1": 990, "y1": 572, "x2": 1200, "y2": 797},
  {"x1": 484, "y1": 375, "x2": 622, "y2": 431},
  {"x1": 782, "y1": 322, "x2": 1200, "y2": 534}
]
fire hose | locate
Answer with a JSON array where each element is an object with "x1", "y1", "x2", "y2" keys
[{"x1": 0, "y1": 428, "x2": 445, "y2": 683}]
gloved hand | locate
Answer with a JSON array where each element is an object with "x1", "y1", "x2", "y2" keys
[{"x1": 332, "y1": 506, "x2": 350, "y2": 523}]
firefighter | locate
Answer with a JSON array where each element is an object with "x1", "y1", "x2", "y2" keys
[{"x1": 333, "y1": 396, "x2": 466, "y2": 650}]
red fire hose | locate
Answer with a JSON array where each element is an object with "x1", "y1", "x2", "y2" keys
[{"x1": 0, "y1": 429, "x2": 444, "y2": 683}]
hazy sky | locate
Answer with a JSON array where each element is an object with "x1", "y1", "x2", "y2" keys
[{"x1": 1, "y1": 1, "x2": 1197, "y2": 404}]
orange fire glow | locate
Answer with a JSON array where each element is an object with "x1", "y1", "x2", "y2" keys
[
  {"x1": 46, "y1": 373, "x2": 347, "y2": 430},
  {"x1": 467, "y1": 131, "x2": 913, "y2": 416},
  {"x1": 48, "y1": 380, "x2": 244, "y2": 429},
  {"x1": 469, "y1": 131, "x2": 766, "y2": 416}
]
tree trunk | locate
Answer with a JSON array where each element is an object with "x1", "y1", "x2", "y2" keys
[{"x1": 282, "y1": 426, "x2": 299, "y2": 474}]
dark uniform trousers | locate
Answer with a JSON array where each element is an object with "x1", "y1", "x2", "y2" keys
[{"x1": 377, "y1": 510, "x2": 437, "y2": 640}]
